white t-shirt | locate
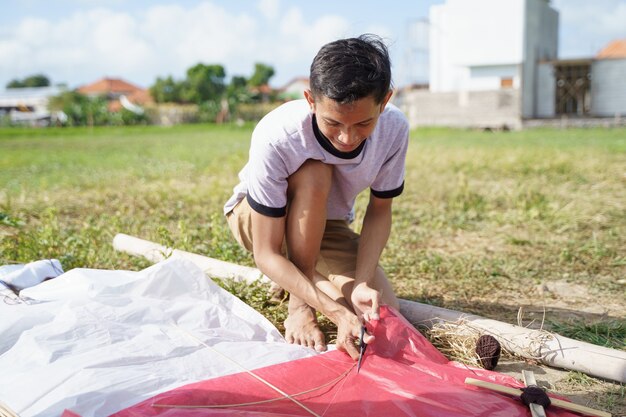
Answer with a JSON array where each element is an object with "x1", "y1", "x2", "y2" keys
[{"x1": 224, "y1": 99, "x2": 409, "y2": 222}]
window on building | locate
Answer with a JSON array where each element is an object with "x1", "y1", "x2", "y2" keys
[{"x1": 500, "y1": 78, "x2": 514, "y2": 88}]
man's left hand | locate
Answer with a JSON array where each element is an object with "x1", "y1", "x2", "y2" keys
[{"x1": 351, "y1": 282, "x2": 381, "y2": 321}]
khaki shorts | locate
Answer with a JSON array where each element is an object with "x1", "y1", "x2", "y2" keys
[{"x1": 226, "y1": 197, "x2": 360, "y2": 279}]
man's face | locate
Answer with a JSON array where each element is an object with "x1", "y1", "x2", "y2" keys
[{"x1": 305, "y1": 91, "x2": 392, "y2": 153}]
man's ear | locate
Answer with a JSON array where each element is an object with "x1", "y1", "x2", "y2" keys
[
  {"x1": 380, "y1": 90, "x2": 393, "y2": 111},
  {"x1": 304, "y1": 90, "x2": 315, "y2": 111}
]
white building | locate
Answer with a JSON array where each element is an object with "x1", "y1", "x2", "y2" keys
[
  {"x1": 278, "y1": 77, "x2": 310, "y2": 101},
  {"x1": 0, "y1": 86, "x2": 66, "y2": 125},
  {"x1": 397, "y1": 0, "x2": 626, "y2": 129},
  {"x1": 430, "y1": 0, "x2": 558, "y2": 119}
]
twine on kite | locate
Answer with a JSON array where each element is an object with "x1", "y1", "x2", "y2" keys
[
  {"x1": 158, "y1": 324, "x2": 356, "y2": 417},
  {"x1": 152, "y1": 364, "x2": 355, "y2": 411}
]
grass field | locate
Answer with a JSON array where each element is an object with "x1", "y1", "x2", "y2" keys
[{"x1": 1, "y1": 123, "x2": 625, "y2": 410}]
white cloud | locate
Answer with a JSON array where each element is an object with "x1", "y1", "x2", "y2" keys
[
  {"x1": 0, "y1": 1, "x2": 621, "y2": 89},
  {"x1": 0, "y1": 1, "x2": 356, "y2": 89},
  {"x1": 1, "y1": 8, "x2": 157, "y2": 87},
  {"x1": 277, "y1": 8, "x2": 350, "y2": 62},
  {"x1": 140, "y1": 3, "x2": 259, "y2": 77},
  {"x1": 258, "y1": 0, "x2": 280, "y2": 21}
]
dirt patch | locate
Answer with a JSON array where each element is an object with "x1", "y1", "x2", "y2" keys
[
  {"x1": 426, "y1": 230, "x2": 507, "y2": 256},
  {"x1": 500, "y1": 279, "x2": 626, "y2": 321}
]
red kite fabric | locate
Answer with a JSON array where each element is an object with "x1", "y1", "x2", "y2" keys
[{"x1": 111, "y1": 307, "x2": 583, "y2": 417}]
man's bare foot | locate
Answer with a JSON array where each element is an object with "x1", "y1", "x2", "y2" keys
[{"x1": 284, "y1": 304, "x2": 326, "y2": 352}]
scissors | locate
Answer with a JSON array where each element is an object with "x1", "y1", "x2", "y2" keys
[{"x1": 356, "y1": 325, "x2": 367, "y2": 373}]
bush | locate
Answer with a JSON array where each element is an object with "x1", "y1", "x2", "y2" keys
[
  {"x1": 143, "y1": 103, "x2": 200, "y2": 125},
  {"x1": 235, "y1": 103, "x2": 281, "y2": 122}
]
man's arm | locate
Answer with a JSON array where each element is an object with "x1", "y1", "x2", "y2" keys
[
  {"x1": 351, "y1": 194, "x2": 393, "y2": 319},
  {"x1": 250, "y1": 210, "x2": 367, "y2": 359}
]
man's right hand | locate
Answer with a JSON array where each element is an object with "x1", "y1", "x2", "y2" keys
[{"x1": 335, "y1": 313, "x2": 374, "y2": 360}]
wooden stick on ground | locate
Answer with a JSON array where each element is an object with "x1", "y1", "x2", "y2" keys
[
  {"x1": 0, "y1": 401, "x2": 19, "y2": 417},
  {"x1": 522, "y1": 370, "x2": 547, "y2": 417},
  {"x1": 464, "y1": 378, "x2": 611, "y2": 417}
]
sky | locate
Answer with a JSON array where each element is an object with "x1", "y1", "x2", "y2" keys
[{"x1": 1, "y1": 0, "x2": 625, "y2": 90}]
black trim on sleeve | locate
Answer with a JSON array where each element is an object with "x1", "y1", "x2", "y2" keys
[
  {"x1": 246, "y1": 194, "x2": 287, "y2": 217},
  {"x1": 312, "y1": 115, "x2": 366, "y2": 160},
  {"x1": 371, "y1": 181, "x2": 404, "y2": 199}
]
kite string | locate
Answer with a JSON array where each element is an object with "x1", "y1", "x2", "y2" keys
[
  {"x1": 171, "y1": 324, "x2": 323, "y2": 417},
  {"x1": 153, "y1": 363, "x2": 356, "y2": 410},
  {"x1": 318, "y1": 360, "x2": 354, "y2": 417}
]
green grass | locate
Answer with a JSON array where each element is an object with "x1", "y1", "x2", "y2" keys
[
  {"x1": 1, "y1": 124, "x2": 625, "y2": 347},
  {"x1": 548, "y1": 319, "x2": 626, "y2": 350}
]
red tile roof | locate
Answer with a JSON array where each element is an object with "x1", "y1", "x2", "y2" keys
[
  {"x1": 250, "y1": 84, "x2": 273, "y2": 94},
  {"x1": 77, "y1": 78, "x2": 144, "y2": 95},
  {"x1": 127, "y1": 88, "x2": 153, "y2": 105},
  {"x1": 596, "y1": 39, "x2": 626, "y2": 59}
]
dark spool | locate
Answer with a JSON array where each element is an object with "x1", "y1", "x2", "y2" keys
[{"x1": 475, "y1": 334, "x2": 501, "y2": 370}]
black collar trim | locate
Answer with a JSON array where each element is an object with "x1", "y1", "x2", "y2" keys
[{"x1": 312, "y1": 115, "x2": 366, "y2": 160}]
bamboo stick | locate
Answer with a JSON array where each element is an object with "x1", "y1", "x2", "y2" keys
[
  {"x1": 464, "y1": 378, "x2": 611, "y2": 417},
  {"x1": 0, "y1": 401, "x2": 19, "y2": 417},
  {"x1": 113, "y1": 233, "x2": 266, "y2": 284},
  {"x1": 398, "y1": 299, "x2": 626, "y2": 384},
  {"x1": 522, "y1": 370, "x2": 547, "y2": 417}
]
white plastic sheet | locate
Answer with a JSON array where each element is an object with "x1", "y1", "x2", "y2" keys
[
  {"x1": 0, "y1": 258, "x2": 315, "y2": 417},
  {"x1": 0, "y1": 259, "x2": 63, "y2": 291}
]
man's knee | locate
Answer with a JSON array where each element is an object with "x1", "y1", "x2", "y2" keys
[{"x1": 288, "y1": 160, "x2": 333, "y2": 201}]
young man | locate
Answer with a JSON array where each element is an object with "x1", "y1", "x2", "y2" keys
[{"x1": 224, "y1": 34, "x2": 408, "y2": 360}]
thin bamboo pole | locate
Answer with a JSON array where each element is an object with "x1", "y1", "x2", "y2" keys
[
  {"x1": 465, "y1": 378, "x2": 611, "y2": 417},
  {"x1": 0, "y1": 401, "x2": 19, "y2": 417},
  {"x1": 522, "y1": 370, "x2": 547, "y2": 417}
]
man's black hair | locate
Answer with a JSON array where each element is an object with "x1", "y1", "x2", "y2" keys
[{"x1": 309, "y1": 34, "x2": 392, "y2": 104}]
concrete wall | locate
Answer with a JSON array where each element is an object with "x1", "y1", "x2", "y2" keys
[
  {"x1": 591, "y1": 59, "x2": 626, "y2": 117},
  {"x1": 522, "y1": 0, "x2": 559, "y2": 118},
  {"x1": 396, "y1": 89, "x2": 522, "y2": 129},
  {"x1": 535, "y1": 62, "x2": 556, "y2": 117}
]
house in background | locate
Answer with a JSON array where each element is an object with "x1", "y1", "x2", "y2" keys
[
  {"x1": 0, "y1": 86, "x2": 67, "y2": 126},
  {"x1": 535, "y1": 38, "x2": 626, "y2": 118},
  {"x1": 278, "y1": 77, "x2": 309, "y2": 101},
  {"x1": 397, "y1": 0, "x2": 626, "y2": 129},
  {"x1": 77, "y1": 77, "x2": 152, "y2": 113}
]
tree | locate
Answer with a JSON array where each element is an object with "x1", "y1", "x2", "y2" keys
[
  {"x1": 6, "y1": 74, "x2": 51, "y2": 88},
  {"x1": 48, "y1": 91, "x2": 110, "y2": 126},
  {"x1": 248, "y1": 63, "x2": 275, "y2": 87},
  {"x1": 150, "y1": 76, "x2": 182, "y2": 103},
  {"x1": 6, "y1": 79, "x2": 24, "y2": 88},
  {"x1": 226, "y1": 75, "x2": 252, "y2": 102},
  {"x1": 229, "y1": 75, "x2": 248, "y2": 91},
  {"x1": 180, "y1": 63, "x2": 226, "y2": 104}
]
